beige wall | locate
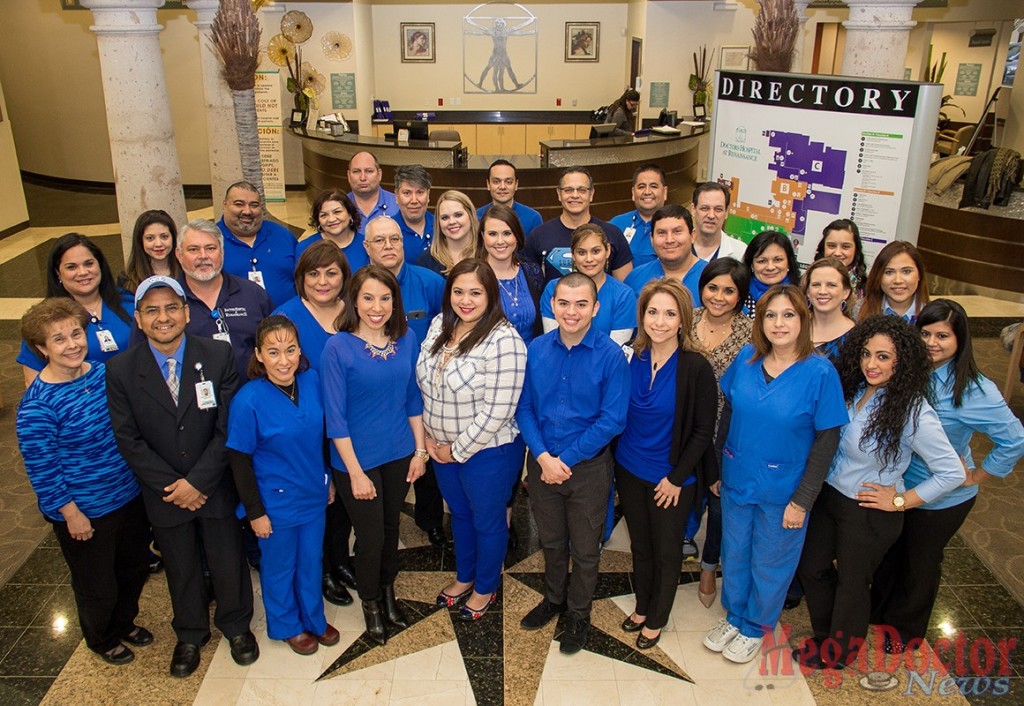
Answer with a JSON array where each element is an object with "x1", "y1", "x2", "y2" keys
[
  {"x1": 929, "y1": 21, "x2": 1010, "y2": 123},
  {"x1": 0, "y1": 74, "x2": 29, "y2": 233}
]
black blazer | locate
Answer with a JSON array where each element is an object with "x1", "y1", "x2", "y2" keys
[
  {"x1": 668, "y1": 350, "x2": 719, "y2": 499},
  {"x1": 106, "y1": 335, "x2": 240, "y2": 527}
]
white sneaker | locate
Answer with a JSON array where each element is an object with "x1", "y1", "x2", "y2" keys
[
  {"x1": 722, "y1": 634, "x2": 764, "y2": 664},
  {"x1": 702, "y1": 618, "x2": 740, "y2": 652}
]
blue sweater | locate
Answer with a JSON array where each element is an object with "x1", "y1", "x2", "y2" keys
[{"x1": 16, "y1": 363, "x2": 140, "y2": 520}]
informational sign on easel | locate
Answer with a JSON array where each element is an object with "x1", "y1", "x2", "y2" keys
[
  {"x1": 254, "y1": 70, "x2": 286, "y2": 203},
  {"x1": 708, "y1": 71, "x2": 941, "y2": 266}
]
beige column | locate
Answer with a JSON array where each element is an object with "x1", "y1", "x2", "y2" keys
[
  {"x1": 79, "y1": 0, "x2": 187, "y2": 260},
  {"x1": 186, "y1": 0, "x2": 242, "y2": 218},
  {"x1": 792, "y1": 1, "x2": 810, "y2": 73},
  {"x1": 353, "y1": 0, "x2": 376, "y2": 134},
  {"x1": 841, "y1": 0, "x2": 922, "y2": 80}
]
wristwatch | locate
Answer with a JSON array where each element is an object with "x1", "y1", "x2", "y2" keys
[
  {"x1": 892, "y1": 493, "x2": 906, "y2": 511},
  {"x1": 414, "y1": 449, "x2": 429, "y2": 462}
]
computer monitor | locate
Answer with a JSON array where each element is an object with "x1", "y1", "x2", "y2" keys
[
  {"x1": 589, "y1": 123, "x2": 618, "y2": 139},
  {"x1": 658, "y1": 109, "x2": 678, "y2": 127},
  {"x1": 392, "y1": 120, "x2": 430, "y2": 141}
]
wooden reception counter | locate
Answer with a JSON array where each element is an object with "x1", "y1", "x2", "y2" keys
[{"x1": 292, "y1": 125, "x2": 708, "y2": 222}]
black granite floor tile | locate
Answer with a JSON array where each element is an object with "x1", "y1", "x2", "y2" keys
[
  {"x1": 958, "y1": 676, "x2": 1024, "y2": 706},
  {"x1": 463, "y1": 656, "x2": 503, "y2": 706},
  {"x1": 959, "y1": 585, "x2": 1024, "y2": 628},
  {"x1": 0, "y1": 625, "x2": 84, "y2": 677},
  {"x1": 37, "y1": 532, "x2": 59, "y2": 549},
  {"x1": 452, "y1": 609, "x2": 503, "y2": 658},
  {"x1": 930, "y1": 585, "x2": 980, "y2": 630},
  {"x1": 0, "y1": 629, "x2": 25, "y2": 664},
  {"x1": 0, "y1": 585, "x2": 57, "y2": 628},
  {"x1": 979, "y1": 627, "x2": 1024, "y2": 678},
  {"x1": 398, "y1": 545, "x2": 456, "y2": 572},
  {"x1": 593, "y1": 572, "x2": 634, "y2": 600},
  {"x1": 0, "y1": 677, "x2": 55, "y2": 706},
  {"x1": 947, "y1": 532, "x2": 967, "y2": 549},
  {"x1": 5, "y1": 549, "x2": 68, "y2": 586},
  {"x1": 30, "y1": 586, "x2": 77, "y2": 629},
  {"x1": 942, "y1": 547, "x2": 1000, "y2": 586}
]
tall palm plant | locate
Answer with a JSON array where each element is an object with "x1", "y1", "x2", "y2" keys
[
  {"x1": 211, "y1": 0, "x2": 264, "y2": 199},
  {"x1": 749, "y1": 0, "x2": 799, "y2": 73}
]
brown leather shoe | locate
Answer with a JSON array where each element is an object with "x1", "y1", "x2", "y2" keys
[
  {"x1": 317, "y1": 624, "x2": 340, "y2": 647},
  {"x1": 285, "y1": 632, "x2": 319, "y2": 655}
]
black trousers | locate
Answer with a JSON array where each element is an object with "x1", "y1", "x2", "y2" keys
[
  {"x1": 798, "y1": 484, "x2": 903, "y2": 663},
  {"x1": 335, "y1": 455, "x2": 411, "y2": 601},
  {"x1": 414, "y1": 460, "x2": 444, "y2": 532},
  {"x1": 527, "y1": 450, "x2": 612, "y2": 618},
  {"x1": 322, "y1": 498, "x2": 353, "y2": 574},
  {"x1": 155, "y1": 513, "x2": 254, "y2": 644},
  {"x1": 52, "y1": 495, "x2": 150, "y2": 654},
  {"x1": 615, "y1": 464, "x2": 695, "y2": 630},
  {"x1": 871, "y1": 497, "x2": 976, "y2": 644}
]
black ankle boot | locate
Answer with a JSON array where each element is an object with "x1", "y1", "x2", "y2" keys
[
  {"x1": 361, "y1": 599, "x2": 387, "y2": 645},
  {"x1": 381, "y1": 583, "x2": 408, "y2": 628}
]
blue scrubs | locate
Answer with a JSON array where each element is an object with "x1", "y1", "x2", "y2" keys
[
  {"x1": 718, "y1": 344, "x2": 847, "y2": 638},
  {"x1": 610, "y1": 210, "x2": 656, "y2": 267},
  {"x1": 540, "y1": 276, "x2": 637, "y2": 344},
  {"x1": 295, "y1": 232, "x2": 371, "y2": 272},
  {"x1": 17, "y1": 291, "x2": 136, "y2": 372},
  {"x1": 624, "y1": 258, "x2": 707, "y2": 305},
  {"x1": 227, "y1": 370, "x2": 329, "y2": 640},
  {"x1": 272, "y1": 296, "x2": 334, "y2": 372}
]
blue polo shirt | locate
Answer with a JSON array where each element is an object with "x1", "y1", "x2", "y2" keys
[
  {"x1": 396, "y1": 263, "x2": 444, "y2": 345},
  {"x1": 610, "y1": 209, "x2": 657, "y2": 267},
  {"x1": 395, "y1": 211, "x2": 435, "y2": 259},
  {"x1": 181, "y1": 273, "x2": 272, "y2": 379},
  {"x1": 540, "y1": 276, "x2": 637, "y2": 341},
  {"x1": 516, "y1": 325, "x2": 630, "y2": 468},
  {"x1": 477, "y1": 201, "x2": 543, "y2": 237},
  {"x1": 625, "y1": 257, "x2": 708, "y2": 304},
  {"x1": 218, "y1": 217, "x2": 297, "y2": 309},
  {"x1": 348, "y1": 189, "x2": 399, "y2": 237},
  {"x1": 295, "y1": 232, "x2": 370, "y2": 272}
]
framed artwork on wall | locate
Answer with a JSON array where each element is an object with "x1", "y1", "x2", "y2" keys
[
  {"x1": 401, "y1": 23, "x2": 436, "y2": 63},
  {"x1": 720, "y1": 45, "x2": 751, "y2": 71},
  {"x1": 565, "y1": 22, "x2": 599, "y2": 62}
]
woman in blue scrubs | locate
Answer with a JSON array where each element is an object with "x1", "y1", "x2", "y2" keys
[
  {"x1": 858, "y1": 240, "x2": 930, "y2": 323},
  {"x1": 18, "y1": 233, "x2": 135, "y2": 387},
  {"x1": 540, "y1": 223, "x2": 637, "y2": 345},
  {"x1": 273, "y1": 240, "x2": 355, "y2": 607},
  {"x1": 703, "y1": 284, "x2": 847, "y2": 664},
  {"x1": 740, "y1": 231, "x2": 800, "y2": 318},
  {"x1": 871, "y1": 300, "x2": 1024, "y2": 652},
  {"x1": 228, "y1": 315, "x2": 338, "y2": 656}
]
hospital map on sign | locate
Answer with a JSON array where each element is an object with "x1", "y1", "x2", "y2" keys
[{"x1": 722, "y1": 130, "x2": 847, "y2": 251}]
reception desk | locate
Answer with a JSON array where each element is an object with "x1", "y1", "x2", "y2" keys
[{"x1": 293, "y1": 126, "x2": 708, "y2": 222}]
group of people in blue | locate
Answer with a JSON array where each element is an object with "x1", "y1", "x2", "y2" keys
[{"x1": 13, "y1": 159, "x2": 1023, "y2": 680}]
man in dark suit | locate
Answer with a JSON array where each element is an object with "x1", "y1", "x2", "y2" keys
[{"x1": 106, "y1": 275, "x2": 258, "y2": 677}]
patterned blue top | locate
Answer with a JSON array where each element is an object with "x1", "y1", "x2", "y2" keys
[{"x1": 16, "y1": 363, "x2": 140, "y2": 520}]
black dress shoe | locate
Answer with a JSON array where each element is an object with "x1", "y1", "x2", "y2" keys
[
  {"x1": 170, "y1": 641, "x2": 202, "y2": 677},
  {"x1": 228, "y1": 631, "x2": 260, "y2": 666},
  {"x1": 322, "y1": 573, "x2": 354, "y2": 606},
  {"x1": 621, "y1": 615, "x2": 645, "y2": 633},
  {"x1": 783, "y1": 595, "x2": 802, "y2": 610},
  {"x1": 333, "y1": 564, "x2": 357, "y2": 590},
  {"x1": 361, "y1": 599, "x2": 387, "y2": 646},
  {"x1": 427, "y1": 527, "x2": 452, "y2": 548},
  {"x1": 100, "y1": 643, "x2": 135, "y2": 665},
  {"x1": 382, "y1": 583, "x2": 408, "y2": 628},
  {"x1": 636, "y1": 631, "x2": 661, "y2": 650},
  {"x1": 123, "y1": 625, "x2": 154, "y2": 646},
  {"x1": 147, "y1": 551, "x2": 164, "y2": 574}
]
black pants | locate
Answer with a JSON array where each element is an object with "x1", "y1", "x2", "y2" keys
[
  {"x1": 52, "y1": 495, "x2": 150, "y2": 654},
  {"x1": 615, "y1": 464, "x2": 695, "y2": 630},
  {"x1": 335, "y1": 455, "x2": 411, "y2": 601},
  {"x1": 414, "y1": 460, "x2": 444, "y2": 532},
  {"x1": 798, "y1": 484, "x2": 903, "y2": 663},
  {"x1": 155, "y1": 513, "x2": 254, "y2": 644},
  {"x1": 871, "y1": 497, "x2": 975, "y2": 644},
  {"x1": 527, "y1": 450, "x2": 612, "y2": 618},
  {"x1": 322, "y1": 498, "x2": 353, "y2": 574}
]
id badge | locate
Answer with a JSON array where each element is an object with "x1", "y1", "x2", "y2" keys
[
  {"x1": 195, "y1": 380, "x2": 217, "y2": 409},
  {"x1": 213, "y1": 332, "x2": 232, "y2": 344},
  {"x1": 96, "y1": 329, "x2": 118, "y2": 352},
  {"x1": 248, "y1": 270, "x2": 266, "y2": 289},
  {"x1": 623, "y1": 226, "x2": 636, "y2": 243}
]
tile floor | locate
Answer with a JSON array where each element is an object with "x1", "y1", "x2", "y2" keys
[{"x1": 0, "y1": 182, "x2": 1022, "y2": 705}]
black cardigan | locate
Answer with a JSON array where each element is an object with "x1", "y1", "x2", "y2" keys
[{"x1": 667, "y1": 350, "x2": 720, "y2": 500}]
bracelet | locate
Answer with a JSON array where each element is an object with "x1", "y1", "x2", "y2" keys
[{"x1": 414, "y1": 449, "x2": 429, "y2": 462}]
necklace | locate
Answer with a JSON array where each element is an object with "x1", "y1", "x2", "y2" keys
[
  {"x1": 272, "y1": 380, "x2": 297, "y2": 402},
  {"x1": 498, "y1": 270, "x2": 520, "y2": 306},
  {"x1": 365, "y1": 339, "x2": 397, "y2": 361}
]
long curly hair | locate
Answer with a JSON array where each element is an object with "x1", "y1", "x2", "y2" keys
[{"x1": 836, "y1": 315, "x2": 932, "y2": 471}]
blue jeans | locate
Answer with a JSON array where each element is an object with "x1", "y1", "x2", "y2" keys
[{"x1": 434, "y1": 438, "x2": 525, "y2": 594}]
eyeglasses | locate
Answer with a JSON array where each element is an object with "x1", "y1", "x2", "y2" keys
[
  {"x1": 140, "y1": 304, "x2": 185, "y2": 317},
  {"x1": 559, "y1": 186, "x2": 592, "y2": 196},
  {"x1": 367, "y1": 236, "x2": 402, "y2": 248}
]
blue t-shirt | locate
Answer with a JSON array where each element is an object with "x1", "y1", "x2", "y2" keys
[
  {"x1": 321, "y1": 330, "x2": 423, "y2": 472},
  {"x1": 610, "y1": 210, "x2": 657, "y2": 267},
  {"x1": 719, "y1": 344, "x2": 847, "y2": 506},
  {"x1": 615, "y1": 350, "x2": 690, "y2": 484},
  {"x1": 540, "y1": 276, "x2": 636, "y2": 342},
  {"x1": 395, "y1": 211, "x2": 435, "y2": 259},
  {"x1": 477, "y1": 201, "x2": 543, "y2": 237},
  {"x1": 272, "y1": 296, "x2": 335, "y2": 372},
  {"x1": 218, "y1": 217, "x2": 298, "y2": 309},
  {"x1": 295, "y1": 232, "x2": 370, "y2": 273},
  {"x1": 16, "y1": 363, "x2": 140, "y2": 521},
  {"x1": 397, "y1": 263, "x2": 445, "y2": 345},
  {"x1": 497, "y1": 268, "x2": 537, "y2": 345},
  {"x1": 624, "y1": 258, "x2": 707, "y2": 305},
  {"x1": 18, "y1": 291, "x2": 136, "y2": 372},
  {"x1": 226, "y1": 370, "x2": 329, "y2": 527}
]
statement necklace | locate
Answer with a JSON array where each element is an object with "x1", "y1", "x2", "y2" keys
[{"x1": 365, "y1": 339, "x2": 397, "y2": 361}]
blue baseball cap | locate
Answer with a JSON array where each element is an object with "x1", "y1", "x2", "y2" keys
[{"x1": 135, "y1": 275, "x2": 185, "y2": 306}]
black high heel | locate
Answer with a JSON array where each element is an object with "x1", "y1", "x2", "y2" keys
[
  {"x1": 382, "y1": 583, "x2": 408, "y2": 628},
  {"x1": 361, "y1": 599, "x2": 387, "y2": 645}
]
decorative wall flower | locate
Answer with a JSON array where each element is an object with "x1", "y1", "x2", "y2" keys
[
  {"x1": 322, "y1": 31, "x2": 353, "y2": 61},
  {"x1": 281, "y1": 10, "x2": 313, "y2": 44}
]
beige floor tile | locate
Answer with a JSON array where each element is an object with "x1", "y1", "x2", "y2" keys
[
  {"x1": 312, "y1": 677, "x2": 392, "y2": 704},
  {"x1": 541, "y1": 679, "x2": 623, "y2": 706},
  {"x1": 243, "y1": 631, "x2": 328, "y2": 680},
  {"x1": 393, "y1": 641, "x2": 445, "y2": 680},
  {"x1": 193, "y1": 676, "x2": 246, "y2": 705},
  {"x1": 539, "y1": 642, "x2": 616, "y2": 681},
  {"x1": 615, "y1": 677, "x2": 698, "y2": 706},
  {"x1": 234, "y1": 677, "x2": 319, "y2": 704},
  {"x1": 389, "y1": 679, "x2": 469, "y2": 705},
  {"x1": 435, "y1": 640, "x2": 469, "y2": 681},
  {"x1": 204, "y1": 636, "x2": 251, "y2": 680}
]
